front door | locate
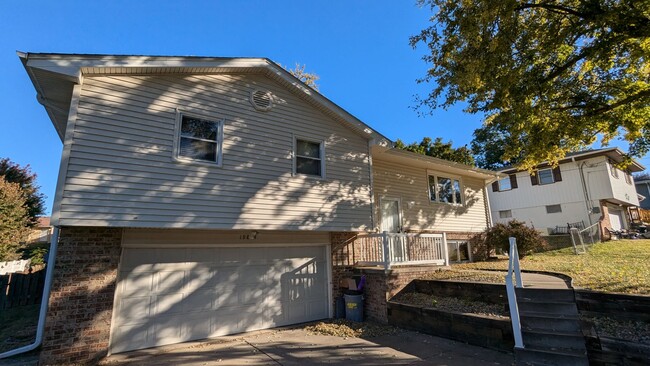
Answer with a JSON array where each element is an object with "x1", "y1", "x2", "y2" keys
[
  {"x1": 380, "y1": 199, "x2": 406, "y2": 261},
  {"x1": 380, "y1": 199, "x2": 401, "y2": 233}
]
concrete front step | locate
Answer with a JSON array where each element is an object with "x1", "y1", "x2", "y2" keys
[
  {"x1": 520, "y1": 314, "x2": 582, "y2": 333},
  {"x1": 515, "y1": 288, "x2": 575, "y2": 303},
  {"x1": 522, "y1": 329, "x2": 587, "y2": 351},
  {"x1": 515, "y1": 347, "x2": 589, "y2": 366},
  {"x1": 517, "y1": 300, "x2": 579, "y2": 315}
]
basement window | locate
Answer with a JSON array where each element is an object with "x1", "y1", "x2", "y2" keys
[{"x1": 447, "y1": 240, "x2": 471, "y2": 262}]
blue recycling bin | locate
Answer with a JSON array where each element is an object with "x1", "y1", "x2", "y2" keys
[{"x1": 343, "y1": 293, "x2": 364, "y2": 322}]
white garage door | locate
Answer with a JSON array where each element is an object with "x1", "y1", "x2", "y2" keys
[
  {"x1": 609, "y1": 209, "x2": 624, "y2": 231},
  {"x1": 110, "y1": 245, "x2": 329, "y2": 353}
]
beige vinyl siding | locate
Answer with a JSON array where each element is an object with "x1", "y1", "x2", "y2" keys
[
  {"x1": 57, "y1": 74, "x2": 372, "y2": 230},
  {"x1": 372, "y1": 158, "x2": 488, "y2": 233}
]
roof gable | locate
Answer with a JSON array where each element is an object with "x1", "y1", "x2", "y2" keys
[{"x1": 18, "y1": 52, "x2": 391, "y2": 146}]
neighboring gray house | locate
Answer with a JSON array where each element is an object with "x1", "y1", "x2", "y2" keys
[
  {"x1": 488, "y1": 148, "x2": 644, "y2": 238},
  {"x1": 18, "y1": 52, "x2": 498, "y2": 364},
  {"x1": 634, "y1": 176, "x2": 650, "y2": 209}
]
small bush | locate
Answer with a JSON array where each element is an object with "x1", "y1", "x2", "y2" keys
[
  {"x1": 486, "y1": 220, "x2": 547, "y2": 258},
  {"x1": 468, "y1": 232, "x2": 490, "y2": 261}
]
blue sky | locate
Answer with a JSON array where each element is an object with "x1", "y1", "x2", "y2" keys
[{"x1": 0, "y1": 1, "x2": 645, "y2": 214}]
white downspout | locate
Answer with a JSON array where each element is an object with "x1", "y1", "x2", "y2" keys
[{"x1": 0, "y1": 227, "x2": 59, "y2": 359}]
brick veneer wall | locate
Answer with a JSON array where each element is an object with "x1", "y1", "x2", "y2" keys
[
  {"x1": 39, "y1": 227, "x2": 122, "y2": 366},
  {"x1": 359, "y1": 266, "x2": 438, "y2": 323}
]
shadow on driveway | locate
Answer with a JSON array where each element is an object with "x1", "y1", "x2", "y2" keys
[{"x1": 101, "y1": 325, "x2": 514, "y2": 365}]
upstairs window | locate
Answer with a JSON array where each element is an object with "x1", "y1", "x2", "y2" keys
[
  {"x1": 294, "y1": 138, "x2": 324, "y2": 177},
  {"x1": 498, "y1": 177, "x2": 512, "y2": 191},
  {"x1": 609, "y1": 160, "x2": 619, "y2": 179},
  {"x1": 538, "y1": 168, "x2": 554, "y2": 185},
  {"x1": 492, "y1": 174, "x2": 518, "y2": 192},
  {"x1": 625, "y1": 172, "x2": 632, "y2": 185},
  {"x1": 531, "y1": 167, "x2": 562, "y2": 186},
  {"x1": 176, "y1": 113, "x2": 224, "y2": 165},
  {"x1": 428, "y1": 173, "x2": 463, "y2": 205}
]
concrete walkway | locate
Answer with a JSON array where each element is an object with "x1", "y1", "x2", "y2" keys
[
  {"x1": 519, "y1": 271, "x2": 570, "y2": 289},
  {"x1": 102, "y1": 327, "x2": 514, "y2": 366}
]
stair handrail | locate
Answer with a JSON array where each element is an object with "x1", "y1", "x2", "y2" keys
[{"x1": 505, "y1": 236, "x2": 524, "y2": 349}]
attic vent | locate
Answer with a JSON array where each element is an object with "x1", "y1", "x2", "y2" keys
[{"x1": 250, "y1": 89, "x2": 274, "y2": 111}]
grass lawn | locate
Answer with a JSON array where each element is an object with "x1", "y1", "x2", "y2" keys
[
  {"x1": 448, "y1": 239, "x2": 650, "y2": 294},
  {"x1": 0, "y1": 304, "x2": 39, "y2": 353}
]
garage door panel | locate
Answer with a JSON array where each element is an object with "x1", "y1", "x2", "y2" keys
[
  {"x1": 120, "y1": 272, "x2": 154, "y2": 296},
  {"x1": 116, "y1": 296, "x2": 152, "y2": 323},
  {"x1": 155, "y1": 271, "x2": 186, "y2": 293},
  {"x1": 183, "y1": 291, "x2": 216, "y2": 312},
  {"x1": 154, "y1": 293, "x2": 185, "y2": 315},
  {"x1": 154, "y1": 314, "x2": 185, "y2": 345},
  {"x1": 111, "y1": 322, "x2": 153, "y2": 353},
  {"x1": 112, "y1": 245, "x2": 328, "y2": 354}
]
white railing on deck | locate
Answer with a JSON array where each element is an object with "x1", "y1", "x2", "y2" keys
[
  {"x1": 356, "y1": 232, "x2": 449, "y2": 269},
  {"x1": 505, "y1": 237, "x2": 524, "y2": 349}
]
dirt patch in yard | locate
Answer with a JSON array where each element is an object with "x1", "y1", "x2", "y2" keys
[
  {"x1": 392, "y1": 292, "x2": 509, "y2": 318},
  {"x1": 586, "y1": 316, "x2": 650, "y2": 345}
]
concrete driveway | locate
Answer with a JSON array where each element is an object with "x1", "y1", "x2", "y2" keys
[{"x1": 101, "y1": 326, "x2": 514, "y2": 365}]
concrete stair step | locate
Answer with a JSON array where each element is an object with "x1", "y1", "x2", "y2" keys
[
  {"x1": 518, "y1": 310, "x2": 578, "y2": 320},
  {"x1": 522, "y1": 330, "x2": 586, "y2": 351},
  {"x1": 521, "y1": 315, "x2": 582, "y2": 333},
  {"x1": 515, "y1": 288, "x2": 575, "y2": 303},
  {"x1": 515, "y1": 346, "x2": 589, "y2": 366},
  {"x1": 517, "y1": 300, "x2": 579, "y2": 315}
]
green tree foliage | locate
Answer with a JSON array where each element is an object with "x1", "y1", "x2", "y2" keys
[
  {"x1": 287, "y1": 63, "x2": 320, "y2": 91},
  {"x1": 0, "y1": 179, "x2": 31, "y2": 261},
  {"x1": 395, "y1": 137, "x2": 475, "y2": 165},
  {"x1": 0, "y1": 158, "x2": 45, "y2": 226},
  {"x1": 486, "y1": 220, "x2": 548, "y2": 258},
  {"x1": 411, "y1": 0, "x2": 650, "y2": 171}
]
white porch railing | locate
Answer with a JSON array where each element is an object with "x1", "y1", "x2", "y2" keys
[
  {"x1": 356, "y1": 232, "x2": 449, "y2": 269},
  {"x1": 505, "y1": 237, "x2": 524, "y2": 349}
]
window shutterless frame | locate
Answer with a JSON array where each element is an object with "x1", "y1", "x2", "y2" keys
[
  {"x1": 172, "y1": 109, "x2": 224, "y2": 167},
  {"x1": 293, "y1": 136, "x2": 325, "y2": 178},
  {"x1": 427, "y1": 170, "x2": 464, "y2": 205}
]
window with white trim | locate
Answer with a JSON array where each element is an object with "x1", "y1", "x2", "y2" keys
[
  {"x1": 447, "y1": 240, "x2": 471, "y2": 262},
  {"x1": 176, "y1": 113, "x2": 224, "y2": 164},
  {"x1": 428, "y1": 173, "x2": 463, "y2": 204},
  {"x1": 609, "y1": 160, "x2": 619, "y2": 179},
  {"x1": 294, "y1": 138, "x2": 324, "y2": 177},
  {"x1": 498, "y1": 177, "x2": 512, "y2": 191},
  {"x1": 499, "y1": 210, "x2": 512, "y2": 219},
  {"x1": 538, "y1": 168, "x2": 554, "y2": 185},
  {"x1": 624, "y1": 172, "x2": 632, "y2": 185}
]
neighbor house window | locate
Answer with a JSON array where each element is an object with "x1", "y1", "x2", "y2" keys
[
  {"x1": 498, "y1": 177, "x2": 512, "y2": 191},
  {"x1": 609, "y1": 160, "x2": 619, "y2": 179},
  {"x1": 294, "y1": 138, "x2": 324, "y2": 177},
  {"x1": 538, "y1": 168, "x2": 554, "y2": 185},
  {"x1": 176, "y1": 113, "x2": 224, "y2": 164},
  {"x1": 428, "y1": 173, "x2": 463, "y2": 204},
  {"x1": 546, "y1": 204, "x2": 562, "y2": 214},
  {"x1": 499, "y1": 210, "x2": 512, "y2": 219},
  {"x1": 447, "y1": 240, "x2": 471, "y2": 262}
]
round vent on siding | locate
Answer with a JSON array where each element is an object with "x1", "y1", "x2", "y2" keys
[{"x1": 250, "y1": 89, "x2": 274, "y2": 111}]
